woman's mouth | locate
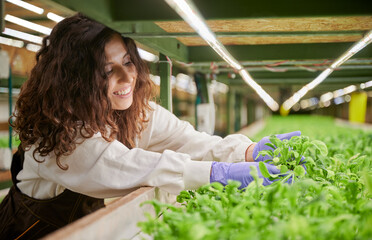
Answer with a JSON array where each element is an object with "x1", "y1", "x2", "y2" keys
[{"x1": 113, "y1": 87, "x2": 132, "y2": 97}]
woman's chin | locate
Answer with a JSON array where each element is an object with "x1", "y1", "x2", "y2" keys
[{"x1": 112, "y1": 101, "x2": 133, "y2": 110}]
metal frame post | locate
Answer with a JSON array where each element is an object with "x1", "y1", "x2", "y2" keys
[
  {"x1": 227, "y1": 88, "x2": 235, "y2": 134},
  {"x1": 234, "y1": 93, "x2": 242, "y2": 132},
  {"x1": 159, "y1": 54, "x2": 172, "y2": 111},
  {"x1": 8, "y1": 66, "x2": 12, "y2": 151}
]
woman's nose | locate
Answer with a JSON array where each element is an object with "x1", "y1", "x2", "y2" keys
[{"x1": 116, "y1": 66, "x2": 132, "y2": 83}]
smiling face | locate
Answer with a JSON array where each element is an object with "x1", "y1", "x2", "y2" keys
[{"x1": 105, "y1": 34, "x2": 138, "y2": 110}]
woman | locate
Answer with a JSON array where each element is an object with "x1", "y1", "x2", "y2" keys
[{"x1": 0, "y1": 13, "x2": 300, "y2": 239}]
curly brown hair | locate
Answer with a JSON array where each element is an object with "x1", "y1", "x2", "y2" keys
[{"x1": 12, "y1": 13, "x2": 154, "y2": 170}]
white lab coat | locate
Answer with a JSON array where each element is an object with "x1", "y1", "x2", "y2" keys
[{"x1": 17, "y1": 102, "x2": 253, "y2": 199}]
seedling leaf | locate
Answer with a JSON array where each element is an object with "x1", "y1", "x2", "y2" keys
[
  {"x1": 311, "y1": 140, "x2": 328, "y2": 156},
  {"x1": 265, "y1": 142, "x2": 276, "y2": 150},
  {"x1": 280, "y1": 165, "x2": 289, "y2": 173},
  {"x1": 255, "y1": 150, "x2": 274, "y2": 160},
  {"x1": 259, "y1": 161, "x2": 271, "y2": 178},
  {"x1": 294, "y1": 165, "x2": 306, "y2": 177}
]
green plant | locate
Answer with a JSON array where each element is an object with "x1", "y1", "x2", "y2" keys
[
  {"x1": 138, "y1": 116, "x2": 372, "y2": 240},
  {"x1": 256, "y1": 135, "x2": 328, "y2": 181},
  {"x1": 0, "y1": 136, "x2": 20, "y2": 149}
]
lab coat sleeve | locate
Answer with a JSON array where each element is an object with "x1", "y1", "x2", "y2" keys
[
  {"x1": 28, "y1": 135, "x2": 212, "y2": 199},
  {"x1": 142, "y1": 103, "x2": 253, "y2": 163}
]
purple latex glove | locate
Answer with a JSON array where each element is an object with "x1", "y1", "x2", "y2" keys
[
  {"x1": 210, "y1": 161, "x2": 291, "y2": 188},
  {"x1": 253, "y1": 131, "x2": 302, "y2": 162}
]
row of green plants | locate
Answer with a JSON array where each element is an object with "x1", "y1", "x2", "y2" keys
[
  {"x1": 139, "y1": 115, "x2": 372, "y2": 239},
  {"x1": 0, "y1": 136, "x2": 20, "y2": 149}
]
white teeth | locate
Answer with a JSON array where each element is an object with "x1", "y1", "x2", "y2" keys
[{"x1": 114, "y1": 87, "x2": 131, "y2": 96}]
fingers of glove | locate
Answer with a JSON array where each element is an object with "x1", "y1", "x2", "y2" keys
[
  {"x1": 275, "y1": 131, "x2": 301, "y2": 140},
  {"x1": 254, "y1": 131, "x2": 301, "y2": 162},
  {"x1": 264, "y1": 163, "x2": 281, "y2": 174},
  {"x1": 211, "y1": 162, "x2": 260, "y2": 188},
  {"x1": 255, "y1": 163, "x2": 280, "y2": 186},
  {"x1": 260, "y1": 163, "x2": 294, "y2": 185},
  {"x1": 211, "y1": 161, "x2": 296, "y2": 188},
  {"x1": 252, "y1": 137, "x2": 271, "y2": 162},
  {"x1": 258, "y1": 164, "x2": 274, "y2": 186},
  {"x1": 230, "y1": 162, "x2": 285, "y2": 187}
]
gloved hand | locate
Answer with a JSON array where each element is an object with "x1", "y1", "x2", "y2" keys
[
  {"x1": 253, "y1": 131, "x2": 301, "y2": 162},
  {"x1": 210, "y1": 161, "x2": 291, "y2": 188}
]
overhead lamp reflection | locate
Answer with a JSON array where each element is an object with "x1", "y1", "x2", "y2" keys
[
  {"x1": 137, "y1": 48, "x2": 159, "y2": 62},
  {"x1": 26, "y1": 43, "x2": 41, "y2": 52},
  {"x1": 344, "y1": 95, "x2": 351, "y2": 102},
  {"x1": 0, "y1": 36, "x2": 24, "y2": 48},
  {"x1": 47, "y1": 12, "x2": 65, "y2": 23},
  {"x1": 2, "y1": 28, "x2": 43, "y2": 44},
  {"x1": 5, "y1": 14, "x2": 52, "y2": 35}
]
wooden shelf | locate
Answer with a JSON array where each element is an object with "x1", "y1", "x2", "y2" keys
[
  {"x1": 43, "y1": 187, "x2": 176, "y2": 240},
  {"x1": 0, "y1": 170, "x2": 11, "y2": 182}
]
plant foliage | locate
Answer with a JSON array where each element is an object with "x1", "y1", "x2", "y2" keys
[{"x1": 138, "y1": 116, "x2": 372, "y2": 240}]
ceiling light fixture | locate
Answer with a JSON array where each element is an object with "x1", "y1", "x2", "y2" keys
[
  {"x1": 165, "y1": 0, "x2": 242, "y2": 70},
  {"x1": 47, "y1": 12, "x2": 65, "y2": 23},
  {"x1": 2, "y1": 27, "x2": 43, "y2": 44},
  {"x1": 164, "y1": 0, "x2": 279, "y2": 111},
  {"x1": 362, "y1": 80, "x2": 372, "y2": 89},
  {"x1": 239, "y1": 69, "x2": 279, "y2": 110},
  {"x1": 5, "y1": 14, "x2": 52, "y2": 35},
  {"x1": 137, "y1": 48, "x2": 159, "y2": 62},
  {"x1": 320, "y1": 92, "x2": 334, "y2": 103},
  {"x1": 0, "y1": 36, "x2": 24, "y2": 48},
  {"x1": 26, "y1": 43, "x2": 41, "y2": 52},
  {"x1": 301, "y1": 80, "x2": 371, "y2": 109},
  {"x1": 282, "y1": 29, "x2": 372, "y2": 111}
]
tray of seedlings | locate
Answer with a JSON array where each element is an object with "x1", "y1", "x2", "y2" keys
[{"x1": 139, "y1": 116, "x2": 372, "y2": 240}]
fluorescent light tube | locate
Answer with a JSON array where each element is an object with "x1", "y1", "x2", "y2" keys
[
  {"x1": 47, "y1": 12, "x2": 65, "y2": 23},
  {"x1": 283, "y1": 29, "x2": 372, "y2": 111},
  {"x1": 333, "y1": 89, "x2": 344, "y2": 98},
  {"x1": 0, "y1": 36, "x2": 24, "y2": 48},
  {"x1": 149, "y1": 74, "x2": 160, "y2": 86},
  {"x1": 5, "y1": 14, "x2": 52, "y2": 35},
  {"x1": 282, "y1": 68, "x2": 334, "y2": 110},
  {"x1": 305, "y1": 68, "x2": 334, "y2": 90},
  {"x1": 330, "y1": 29, "x2": 372, "y2": 69},
  {"x1": 165, "y1": 0, "x2": 279, "y2": 110},
  {"x1": 2, "y1": 28, "x2": 43, "y2": 44},
  {"x1": 165, "y1": 0, "x2": 242, "y2": 71},
  {"x1": 320, "y1": 92, "x2": 333, "y2": 103},
  {"x1": 364, "y1": 80, "x2": 372, "y2": 88},
  {"x1": 343, "y1": 85, "x2": 356, "y2": 94},
  {"x1": 239, "y1": 69, "x2": 279, "y2": 111},
  {"x1": 26, "y1": 43, "x2": 41, "y2": 52},
  {"x1": 137, "y1": 48, "x2": 159, "y2": 62}
]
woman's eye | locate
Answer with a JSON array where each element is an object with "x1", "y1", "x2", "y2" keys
[
  {"x1": 124, "y1": 61, "x2": 133, "y2": 66},
  {"x1": 106, "y1": 69, "x2": 113, "y2": 75}
]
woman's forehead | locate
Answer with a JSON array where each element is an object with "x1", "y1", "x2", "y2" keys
[{"x1": 104, "y1": 34, "x2": 128, "y2": 62}]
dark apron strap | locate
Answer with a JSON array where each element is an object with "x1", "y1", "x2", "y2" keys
[
  {"x1": 0, "y1": 146, "x2": 105, "y2": 240},
  {"x1": 10, "y1": 145, "x2": 24, "y2": 188}
]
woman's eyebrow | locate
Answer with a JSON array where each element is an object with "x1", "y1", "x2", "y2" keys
[{"x1": 105, "y1": 52, "x2": 130, "y2": 66}]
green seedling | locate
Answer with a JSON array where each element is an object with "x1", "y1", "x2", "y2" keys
[
  {"x1": 256, "y1": 135, "x2": 328, "y2": 181},
  {"x1": 138, "y1": 116, "x2": 372, "y2": 240}
]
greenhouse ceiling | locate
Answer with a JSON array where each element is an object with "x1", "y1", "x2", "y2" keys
[{"x1": 3, "y1": 0, "x2": 372, "y2": 100}]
